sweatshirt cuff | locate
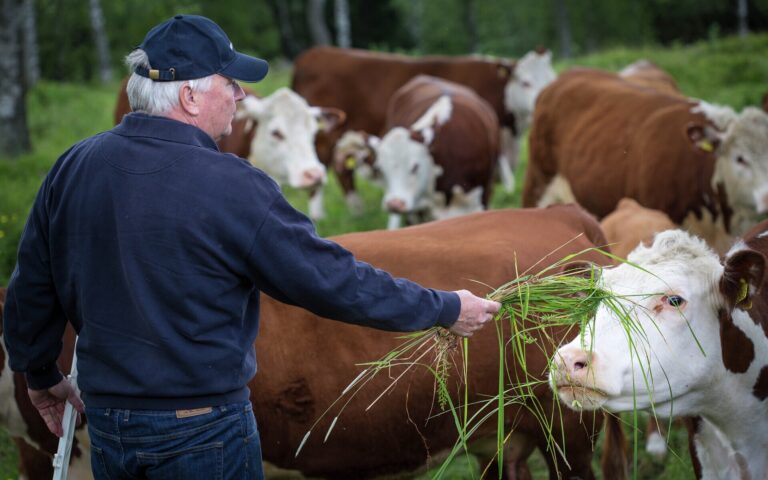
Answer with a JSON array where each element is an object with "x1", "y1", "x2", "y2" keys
[
  {"x1": 25, "y1": 363, "x2": 64, "y2": 390},
  {"x1": 434, "y1": 290, "x2": 461, "y2": 328}
]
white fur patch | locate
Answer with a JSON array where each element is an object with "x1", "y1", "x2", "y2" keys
[{"x1": 411, "y1": 95, "x2": 453, "y2": 145}]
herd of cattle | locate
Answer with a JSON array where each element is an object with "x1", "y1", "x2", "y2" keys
[{"x1": 2, "y1": 45, "x2": 768, "y2": 479}]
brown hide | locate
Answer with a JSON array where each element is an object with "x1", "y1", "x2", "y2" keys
[
  {"x1": 250, "y1": 205, "x2": 610, "y2": 479},
  {"x1": 291, "y1": 47, "x2": 515, "y2": 197},
  {"x1": 112, "y1": 77, "x2": 257, "y2": 158},
  {"x1": 384, "y1": 75, "x2": 499, "y2": 208},
  {"x1": 619, "y1": 60, "x2": 682, "y2": 97},
  {"x1": 524, "y1": 68, "x2": 719, "y2": 225},
  {"x1": 600, "y1": 198, "x2": 678, "y2": 259}
]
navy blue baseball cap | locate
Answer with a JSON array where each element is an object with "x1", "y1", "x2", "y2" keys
[{"x1": 134, "y1": 15, "x2": 269, "y2": 83}]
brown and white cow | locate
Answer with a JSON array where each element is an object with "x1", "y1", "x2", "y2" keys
[
  {"x1": 551, "y1": 225, "x2": 768, "y2": 479},
  {"x1": 1, "y1": 206, "x2": 620, "y2": 479},
  {"x1": 292, "y1": 46, "x2": 555, "y2": 212},
  {"x1": 618, "y1": 59, "x2": 681, "y2": 97},
  {"x1": 113, "y1": 80, "x2": 344, "y2": 220},
  {"x1": 366, "y1": 75, "x2": 498, "y2": 229},
  {"x1": 524, "y1": 67, "x2": 768, "y2": 254}
]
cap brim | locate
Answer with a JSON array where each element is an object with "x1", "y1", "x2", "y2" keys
[{"x1": 220, "y1": 53, "x2": 269, "y2": 83}]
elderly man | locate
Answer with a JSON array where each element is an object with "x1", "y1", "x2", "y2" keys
[{"x1": 2, "y1": 15, "x2": 499, "y2": 479}]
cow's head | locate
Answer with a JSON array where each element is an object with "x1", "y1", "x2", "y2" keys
[
  {"x1": 504, "y1": 49, "x2": 557, "y2": 132},
  {"x1": 332, "y1": 130, "x2": 381, "y2": 185},
  {"x1": 710, "y1": 107, "x2": 768, "y2": 218},
  {"x1": 237, "y1": 88, "x2": 345, "y2": 190},
  {"x1": 550, "y1": 229, "x2": 767, "y2": 419},
  {"x1": 373, "y1": 95, "x2": 453, "y2": 228}
]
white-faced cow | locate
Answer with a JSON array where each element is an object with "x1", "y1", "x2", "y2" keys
[
  {"x1": 524, "y1": 67, "x2": 768, "y2": 254},
  {"x1": 292, "y1": 46, "x2": 555, "y2": 213},
  {"x1": 551, "y1": 225, "x2": 768, "y2": 480},
  {"x1": 366, "y1": 75, "x2": 498, "y2": 229},
  {"x1": 113, "y1": 81, "x2": 344, "y2": 220},
  {"x1": 1, "y1": 206, "x2": 623, "y2": 479}
]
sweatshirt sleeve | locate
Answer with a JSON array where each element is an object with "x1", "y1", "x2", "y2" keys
[
  {"x1": 245, "y1": 194, "x2": 460, "y2": 331},
  {"x1": 3, "y1": 176, "x2": 67, "y2": 390}
]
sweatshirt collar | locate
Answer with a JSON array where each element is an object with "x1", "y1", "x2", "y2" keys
[{"x1": 113, "y1": 112, "x2": 220, "y2": 151}]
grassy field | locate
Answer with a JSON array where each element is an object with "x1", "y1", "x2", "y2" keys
[{"x1": 0, "y1": 33, "x2": 766, "y2": 478}]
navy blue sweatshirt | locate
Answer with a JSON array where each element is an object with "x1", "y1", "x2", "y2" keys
[{"x1": 3, "y1": 113, "x2": 460, "y2": 409}]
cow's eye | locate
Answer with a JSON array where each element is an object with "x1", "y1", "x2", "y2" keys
[
  {"x1": 271, "y1": 130, "x2": 285, "y2": 141},
  {"x1": 522, "y1": 80, "x2": 532, "y2": 88},
  {"x1": 410, "y1": 164, "x2": 419, "y2": 174},
  {"x1": 663, "y1": 295, "x2": 686, "y2": 308},
  {"x1": 736, "y1": 155, "x2": 748, "y2": 166}
]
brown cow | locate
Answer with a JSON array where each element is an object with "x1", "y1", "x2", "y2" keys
[
  {"x1": 369, "y1": 75, "x2": 499, "y2": 229},
  {"x1": 2, "y1": 206, "x2": 620, "y2": 479},
  {"x1": 618, "y1": 59, "x2": 681, "y2": 97},
  {"x1": 523, "y1": 67, "x2": 768, "y2": 254},
  {"x1": 251, "y1": 205, "x2": 612, "y2": 479},
  {"x1": 292, "y1": 46, "x2": 556, "y2": 212},
  {"x1": 600, "y1": 198, "x2": 677, "y2": 259}
]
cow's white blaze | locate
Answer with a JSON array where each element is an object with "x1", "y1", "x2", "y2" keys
[
  {"x1": 503, "y1": 50, "x2": 556, "y2": 133},
  {"x1": 551, "y1": 231, "x2": 768, "y2": 480},
  {"x1": 238, "y1": 88, "x2": 329, "y2": 218},
  {"x1": 712, "y1": 107, "x2": 768, "y2": 232}
]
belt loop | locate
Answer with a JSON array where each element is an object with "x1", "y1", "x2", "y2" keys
[{"x1": 123, "y1": 410, "x2": 131, "y2": 423}]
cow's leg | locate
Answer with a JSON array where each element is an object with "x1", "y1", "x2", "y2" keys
[
  {"x1": 497, "y1": 128, "x2": 519, "y2": 194},
  {"x1": 645, "y1": 415, "x2": 668, "y2": 459},
  {"x1": 345, "y1": 191, "x2": 364, "y2": 217},
  {"x1": 308, "y1": 186, "x2": 325, "y2": 220},
  {"x1": 504, "y1": 432, "x2": 535, "y2": 480},
  {"x1": 387, "y1": 213, "x2": 402, "y2": 230},
  {"x1": 14, "y1": 437, "x2": 53, "y2": 480}
]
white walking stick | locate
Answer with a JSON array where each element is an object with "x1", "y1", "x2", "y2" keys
[{"x1": 52, "y1": 342, "x2": 78, "y2": 480}]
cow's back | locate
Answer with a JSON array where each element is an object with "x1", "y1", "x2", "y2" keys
[
  {"x1": 292, "y1": 46, "x2": 511, "y2": 136},
  {"x1": 524, "y1": 68, "x2": 717, "y2": 222},
  {"x1": 250, "y1": 205, "x2": 609, "y2": 478}
]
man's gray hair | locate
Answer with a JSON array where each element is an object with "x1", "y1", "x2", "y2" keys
[{"x1": 124, "y1": 49, "x2": 213, "y2": 115}]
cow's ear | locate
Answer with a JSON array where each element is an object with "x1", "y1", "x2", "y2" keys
[
  {"x1": 721, "y1": 249, "x2": 766, "y2": 310},
  {"x1": 686, "y1": 122, "x2": 722, "y2": 153},
  {"x1": 238, "y1": 95, "x2": 266, "y2": 120},
  {"x1": 409, "y1": 129, "x2": 427, "y2": 144},
  {"x1": 316, "y1": 107, "x2": 346, "y2": 133}
]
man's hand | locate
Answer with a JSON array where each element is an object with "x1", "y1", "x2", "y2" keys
[
  {"x1": 28, "y1": 378, "x2": 85, "y2": 437},
  {"x1": 449, "y1": 290, "x2": 501, "y2": 337}
]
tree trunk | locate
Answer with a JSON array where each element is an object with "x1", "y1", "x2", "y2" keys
[
  {"x1": 0, "y1": 0, "x2": 31, "y2": 158},
  {"x1": 307, "y1": 0, "x2": 331, "y2": 46},
  {"x1": 556, "y1": 0, "x2": 572, "y2": 58},
  {"x1": 88, "y1": 0, "x2": 112, "y2": 83},
  {"x1": 334, "y1": 0, "x2": 350, "y2": 48},
  {"x1": 738, "y1": 0, "x2": 749, "y2": 37},
  {"x1": 463, "y1": 0, "x2": 478, "y2": 53},
  {"x1": 267, "y1": 0, "x2": 302, "y2": 60},
  {"x1": 21, "y1": 0, "x2": 39, "y2": 88}
]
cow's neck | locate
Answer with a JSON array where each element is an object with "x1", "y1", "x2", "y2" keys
[{"x1": 696, "y1": 310, "x2": 768, "y2": 480}]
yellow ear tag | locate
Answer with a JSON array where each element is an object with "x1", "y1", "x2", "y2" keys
[
  {"x1": 698, "y1": 140, "x2": 714, "y2": 152},
  {"x1": 737, "y1": 278, "x2": 752, "y2": 309},
  {"x1": 317, "y1": 119, "x2": 326, "y2": 131},
  {"x1": 345, "y1": 157, "x2": 357, "y2": 170}
]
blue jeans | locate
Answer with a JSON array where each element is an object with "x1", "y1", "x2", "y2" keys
[{"x1": 85, "y1": 402, "x2": 264, "y2": 480}]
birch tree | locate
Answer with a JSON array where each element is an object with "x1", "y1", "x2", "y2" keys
[
  {"x1": 556, "y1": 0, "x2": 572, "y2": 58},
  {"x1": 21, "y1": 0, "x2": 39, "y2": 88},
  {"x1": 738, "y1": 0, "x2": 749, "y2": 38},
  {"x1": 334, "y1": 0, "x2": 350, "y2": 48},
  {"x1": 0, "y1": 0, "x2": 31, "y2": 158},
  {"x1": 307, "y1": 0, "x2": 331, "y2": 46},
  {"x1": 89, "y1": 0, "x2": 112, "y2": 83}
]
